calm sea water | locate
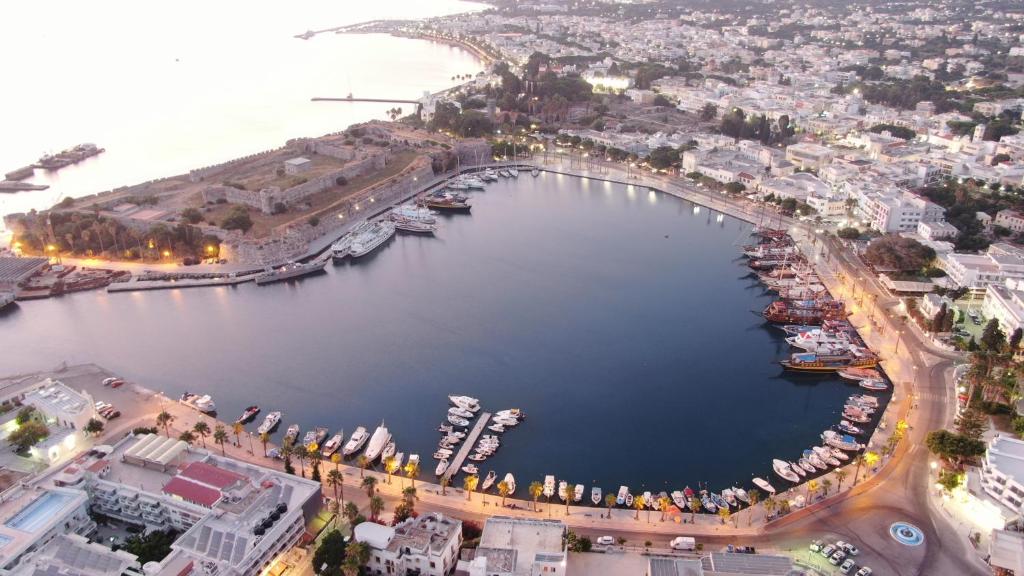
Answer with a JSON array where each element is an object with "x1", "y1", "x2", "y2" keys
[
  {"x1": 0, "y1": 174, "x2": 882, "y2": 494},
  {"x1": 0, "y1": 0, "x2": 484, "y2": 222}
]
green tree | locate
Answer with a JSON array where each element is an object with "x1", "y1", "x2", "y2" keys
[
  {"x1": 837, "y1": 227, "x2": 861, "y2": 240},
  {"x1": 15, "y1": 407, "x2": 35, "y2": 426},
  {"x1": 604, "y1": 492, "x2": 616, "y2": 518},
  {"x1": 981, "y1": 319, "x2": 1007, "y2": 352},
  {"x1": 464, "y1": 474, "x2": 479, "y2": 501},
  {"x1": 725, "y1": 182, "x2": 746, "y2": 195},
  {"x1": 84, "y1": 418, "x2": 104, "y2": 436},
  {"x1": 213, "y1": 425, "x2": 229, "y2": 456},
  {"x1": 177, "y1": 430, "x2": 196, "y2": 445},
  {"x1": 327, "y1": 469, "x2": 343, "y2": 508},
  {"x1": 8, "y1": 422, "x2": 48, "y2": 452},
  {"x1": 362, "y1": 476, "x2": 377, "y2": 498},
  {"x1": 938, "y1": 470, "x2": 963, "y2": 493},
  {"x1": 926, "y1": 429, "x2": 986, "y2": 465},
  {"x1": 123, "y1": 529, "x2": 178, "y2": 564},
  {"x1": 356, "y1": 455, "x2": 369, "y2": 479},
  {"x1": 311, "y1": 529, "x2": 347, "y2": 574},
  {"x1": 369, "y1": 495, "x2": 384, "y2": 522},
  {"x1": 156, "y1": 411, "x2": 174, "y2": 437},
  {"x1": 181, "y1": 207, "x2": 203, "y2": 224},
  {"x1": 192, "y1": 421, "x2": 210, "y2": 448},
  {"x1": 343, "y1": 501, "x2": 360, "y2": 525},
  {"x1": 1010, "y1": 328, "x2": 1023, "y2": 352},
  {"x1": 530, "y1": 481, "x2": 544, "y2": 512},
  {"x1": 699, "y1": 103, "x2": 718, "y2": 121},
  {"x1": 221, "y1": 206, "x2": 253, "y2": 233}
]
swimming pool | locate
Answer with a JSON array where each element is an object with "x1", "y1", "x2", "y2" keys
[{"x1": 5, "y1": 492, "x2": 74, "y2": 533}]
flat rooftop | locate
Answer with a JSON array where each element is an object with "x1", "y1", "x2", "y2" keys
[
  {"x1": 0, "y1": 256, "x2": 47, "y2": 283},
  {"x1": 23, "y1": 379, "x2": 91, "y2": 417},
  {"x1": 477, "y1": 517, "x2": 565, "y2": 573},
  {"x1": 703, "y1": 552, "x2": 793, "y2": 575}
]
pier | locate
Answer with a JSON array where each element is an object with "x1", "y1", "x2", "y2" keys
[
  {"x1": 443, "y1": 411, "x2": 490, "y2": 483},
  {"x1": 311, "y1": 96, "x2": 420, "y2": 105}
]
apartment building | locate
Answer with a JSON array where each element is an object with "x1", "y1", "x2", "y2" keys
[
  {"x1": 940, "y1": 243, "x2": 1024, "y2": 292},
  {"x1": 355, "y1": 513, "x2": 462, "y2": 576},
  {"x1": 981, "y1": 435, "x2": 1024, "y2": 516}
]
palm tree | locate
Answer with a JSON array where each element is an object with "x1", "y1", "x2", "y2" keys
[
  {"x1": 357, "y1": 455, "x2": 369, "y2": 479},
  {"x1": 331, "y1": 453, "x2": 342, "y2": 472},
  {"x1": 384, "y1": 456, "x2": 397, "y2": 485},
  {"x1": 529, "y1": 481, "x2": 544, "y2": 512},
  {"x1": 192, "y1": 421, "x2": 210, "y2": 448},
  {"x1": 864, "y1": 451, "x2": 880, "y2": 477},
  {"x1": 821, "y1": 478, "x2": 832, "y2": 496},
  {"x1": 280, "y1": 443, "x2": 294, "y2": 474},
  {"x1": 327, "y1": 469, "x2": 343, "y2": 508},
  {"x1": 658, "y1": 495, "x2": 671, "y2": 522},
  {"x1": 259, "y1": 432, "x2": 270, "y2": 457},
  {"x1": 762, "y1": 496, "x2": 777, "y2": 521},
  {"x1": 294, "y1": 447, "x2": 308, "y2": 478},
  {"x1": 213, "y1": 425, "x2": 228, "y2": 456},
  {"x1": 560, "y1": 481, "x2": 572, "y2": 515},
  {"x1": 497, "y1": 480, "x2": 511, "y2": 507},
  {"x1": 604, "y1": 493, "x2": 616, "y2": 519},
  {"x1": 156, "y1": 411, "x2": 174, "y2": 437},
  {"x1": 807, "y1": 479, "x2": 819, "y2": 502},
  {"x1": 343, "y1": 501, "x2": 360, "y2": 525},
  {"x1": 178, "y1": 430, "x2": 196, "y2": 445},
  {"x1": 402, "y1": 486, "x2": 417, "y2": 508},
  {"x1": 362, "y1": 476, "x2": 378, "y2": 498},
  {"x1": 344, "y1": 541, "x2": 369, "y2": 576},
  {"x1": 404, "y1": 461, "x2": 420, "y2": 488},
  {"x1": 231, "y1": 422, "x2": 244, "y2": 448},
  {"x1": 633, "y1": 494, "x2": 646, "y2": 520},
  {"x1": 747, "y1": 489, "x2": 760, "y2": 527},
  {"x1": 369, "y1": 495, "x2": 384, "y2": 522},
  {"x1": 689, "y1": 497, "x2": 701, "y2": 523},
  {"x1": 440, "y1": 476, "x2": 450, "y2": 496},
  {"x1": 718, "y1": 506, "x2": 732, "y2": 525},
  {"x1": 307, "y1": 445, "x2": 321, "y2": 481},
  {"x1": 464, "y1": 474, "x2": 479, "y2": 501},
  {"x1": 852, "y1": 455, "x2": 866, "y2": 485},
  {"x1": 834, "y1": 468, "x2": 849, "y2": 491}
]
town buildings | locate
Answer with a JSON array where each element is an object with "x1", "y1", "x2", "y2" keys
[
  {"x1": 460, "y1": 517, "x2": 567, "y2": 576},
  {"x1": 354, "y1": 513, "x2": 462, "y2": 576}
]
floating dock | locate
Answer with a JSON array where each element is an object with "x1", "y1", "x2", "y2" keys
[
  {"x1": 443, "y1": 411, "x2": 491, "y2": 483},
  {"x1": 107, "y1": 274, "x2": 257, "y2": 293}
]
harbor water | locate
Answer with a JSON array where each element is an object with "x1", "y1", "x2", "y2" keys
[{"x1": 0, "y1": 174, "x2": 887, "y2": 493}]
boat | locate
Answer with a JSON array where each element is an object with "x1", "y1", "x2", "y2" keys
[
  {"x1": 435, "y1": 459, "x2": 448, "y2": 476},
  {"x1": 300, "y1": 426, "x2": 328, "y2": 449},
  {"x1": 391, "y1": 204, "x2": 438, "y2": 224},
  {"x1": 467, "y1": 454, "x2": 487, "y2": 462},
  {"x1": 393, "y1": 216, "x2": 437, "y2": 234},
  {"x1": 625, "y1": 493, "x2": 634, "y2": 507},
  {"x1": 850, "y1": 394, "x2": 879, "y2": 407},
  {"x1": 643, "y1": 491, "x2": 653, "y2": 508},
  {"x1": 482, "y1": 470, "x2": 497, "y2": 491},
  {"x1": 822, "y1": 430, "x2": 863, "y2": 451},
  {"x1": 494, "y1": 408, "x2": 523, "y2": 420},
  {"x1": 498, "y1": 169, "x2": 510, "y2": 177},
  {"x1": 558, "y1": 481, "x2": 570, "y2": 502},
  {"x1": 860, "y1": 379, "x2": 889, "y2": 391},
  {"x1": 790, "y1": 461, "x2": 807, "y2": 477},
  {"x1": 843, "y1": 408, "x2": 871, "y2": 423},
  {"x1": 837, "y1": 420, "x2": 864, "y2": 435},
  {"x1": 699, "y1": 491, "x2": 717, "y2": 513},
  {"x1": 780, "y1": 351, "x2": 878, "y2": 372},
  {"x1": 235, "y1": 405, "x2": 260, "y2": 424},
  {"x1": 508, "y1": 168, "x2": 519, "y2": 178},
  {"x1": 36, "y1": 143, "x2": 104, "y2": 171},
  {"x1": 435, "y1": 448, "x2": 455, "y2": 458},
  {"x1": 772, "y1": 459, "x2": 801, "y2": 483},
  {"x1": 574, "y1": 484, "x2": 584, "y2": 502},
  {"x1": 616, "y1": 485, "x2": 628, "y2": 505},
  {"x1": 482, "y1": 170, "x2": 498, "y2": 181},
  {"x1": 531, "y1": 168, "x2": 540, "y2": 177},
  {"x1": 449, "y1": 396, "x2": 481, "y2": 411},
  {"x1": 408, "y1": 454, "x2": 420, "y2": 467},
  {"x1": 462, "y1": 464, "x2": 479, "y2": 475},
  {"x1": 448, "y1": 415, "x2": 470, "y2": 427},
  {"x1": 283, "y1": 424, "x2": 300, "y2": 445},
  {"x1": 321, "y1": 433, "x2": 344, "y2": 458},
  {"x1": 814, "y1": 447, "x2": 842, "y2": 467},
  {"x1": 342, "y1": 426, "x2": 369, "y2": 456},
  {"x1": 710, "y1": 492, "x2": 728, "y2": 510},
  {"x1": 721, "y1": 488, "x2": 737, "y2": 508},
  {"x1": 752, "y1": 477, "x2": 776, "y2": 495},
  {"x1": 830, "y1": 447, "x2": 850, "y2": 461},
  {"x1": 257, "y1": 411, "x2": 281, "y2": 434},
  {"x1": 254, "y1": 260, "x2": 327, "y2": 285},
  {"x1": 330, "y1": 222, "x2": 370, "y2": 259},
  {"x1": 592, "y1": 487, "x2": 603, "y2": 505},
  {"x1": 671, "y1": 490, "x2": 687, "y2": 509},
  {"x1": 0, "y1": 292, "x2": 15, "y2": 311},
  {"x1": 763, "y1": 300, "x2": 847, "y2": 325},
  {"x1": 544, "y1": 476, "x2": 556, "y2": 498},
  {"x1": 838, "y1": 367, "x2": 881, "y2": 381},
  {"x1": 733, "y1": 487, "x2": 750, "y2": 504},
  {"x1": 364, "y1": 423, "x2": 392, "y2": 462},
  {"x1": 420, "y1": 193, "x2": 471, "y2": 212},
  {"x1": 382, "y1": 442, "x2": 396, "y2": 461},
  {"x1": 448, "y1": 406, "x2": 474, "y2": 418},
  {"x1": 180, "y1": 393, "x2": 217, "y2": 414},
  {"x1": 350, "y1": 221, "x2": 397, "y2": 258},
  {"x1": 806, "y1": 452, "x2": 828, "y2": 470},
  {"x1": 438, "y1": 424, "x2": 453, "y2": 433},
  {"x1": 488, "y1": 424, "x2": 506, "y2": 433},
  {"x1": 503, "y1": 473, "x2": 516, "y2": 494},
  {"x1": 797, "y1": 458, "x2": 816, "y2": 474}
]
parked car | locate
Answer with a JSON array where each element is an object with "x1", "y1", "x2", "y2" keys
[
  {"x1": 94, "y1": 402, "x2": 110, "y2": 412},
  {"x1": 829, "y1": 550, "x2": 847, "y2": 566},
  {"x1": 104, "y1": 410, "x2": 121, "y2": 420},
  {"x1": 855, "y1": 568, "x2": 873, "y2": 576},
  {"x1": 109, "y1": 379, "x2": 125, "y2": 388},
  {"x1": 841, "y1": 542, "x2": 860, "y2": 556},
  {"x1": 670, "y1": 537, "x2": 696, "y2": 551},
  {"x1": 820, "y1": 545, "x2": 836, "y2": 558},
  {"x1": 809, "y1": 540, "x2": 823, "y2": 552},
  {"x1": 101, "y1": 377, "x2": 118, "y2": 386},
  {"x1": 840, "y1": 559, "x2": 857, "y2": 574},
  {"x1": 596, "y1": 536, "x2": 614, "y2": 546}
]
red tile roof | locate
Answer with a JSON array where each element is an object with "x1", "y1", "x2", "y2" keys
[
  {"x1": 87, "y1": 460, "x2": 109, "y2": 473},
  {"x1": 179, "y1": 461, "x2": 246, "y2": 489},
  {"x1": 163, "y1": 477, "x2": 222, "y2": 507}
]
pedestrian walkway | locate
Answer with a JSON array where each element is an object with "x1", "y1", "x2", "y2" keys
[{"x1": 443, "y1": 412, "x2": 490, "y2": 482}]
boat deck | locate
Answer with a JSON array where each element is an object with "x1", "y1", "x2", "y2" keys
[{"x1": 442, "y1": 411, "x2": 491, "y2": 483}]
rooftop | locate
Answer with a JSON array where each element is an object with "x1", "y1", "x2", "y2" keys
[
  {"x1": 23, "y1": 379, "x2": 91, "y2": 417},
  {"x1": 0, "y1": 257, "x2": 47, "y2": 284},
  {"x1": 703, "y1": 552, "x2": 794, "y2": 575},
  {"x1": 476, "y1": 517, "x2": 565, "y2": 574}
]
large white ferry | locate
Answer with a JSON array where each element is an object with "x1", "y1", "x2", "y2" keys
[{"x1": 349, "y1": 221, "x2": 396, "y2": 258}]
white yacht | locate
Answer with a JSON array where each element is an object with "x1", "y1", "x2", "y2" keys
[
  {"x1": 772, "y1": 459, "x2": 800, "y2": 483},
  {"x1": 364, "y1": 422, "x2": 392, "y2": 462},
  {"x1": 574, "y1": 484, "x2": 584, "y2": 502},
  {"x1": 449, "y1": 395, "x2": 481, "y2": 412},
  {"x1": 391, "y1": 204, "x2": 437, "y2": 224},
  {"x1": 331, "y1": 221, "x2": 372, "y2": 259},
  {"x1": 508, "y1": 168, "x2": 519, "y2": 178},
  {"x1": 752, "y1": 477, "x2": 776, "y2": 495},
  {"x1": 616, "y1": 485, "x2": 628, "y2": 505},
  {"x1": 321, "y1": 432, "x2": 344, "y2": 458},
  {"x1": 342, "y1": 426, "x2": 369, "y2": 456},
  {"x1": 543, "y1": 475, "x2": 555, "y2": 498},
  {"x1": 504, "y1": 473, "x2": 516, "y2": 494},
  {"x1": 179, "y1": 392, "x2": 216, "y2": 414},
  {"x1": 531, "y1": 168, "x2": 540, "y2": 177},
  {"x1": 254, "y1": 260, "x2": 327, "y2": 285},
  {"x1": 350, "y1": 221, "x2": 396, "y2": 259},
  {"x1": 435, "y1": 459, "x2": 449, "y2": 476},
  {"x1": 461, "y1": 177, "x2": 486, "y2": 189},
  {"x1": 558, "y1": 481, "x2": 569, "y2": 502},
  {"x1": 257, "y1": 411, "x2": 281, "y2": 434}
]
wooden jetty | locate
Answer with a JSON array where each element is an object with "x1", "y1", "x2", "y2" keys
[{"x1": 443, "y1": 412, "x2": 491, "y2": 483}]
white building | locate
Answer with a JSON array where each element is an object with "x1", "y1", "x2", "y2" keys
[
  {"x1": 996, "y1": 209, "x2": 1024, "y2": 234},
  {"x1": 982, "y1": 281, "x2": 1024, "y2": 336},
  {"x1": 785, "y1": 142, "x2": 834, "y2": 171},
  {"x1": 941, "y1": 243, "x2": 1024, "y2": 292},
  {"x1": 917, "y1": 220, "x2": 959, "y2": 241},
  {"x1": 355, "y1": 513, "x2": 462, "y2": 576},
  {"x1": 283, "y1": 157, "x2": 311, "y2": 176},
  {"x1": 21, "y1": 379, "x2": 98, "y2": 432},
  {"x1": 461, "y1": 517, "x2": 567, "y2": 576},
  {"x1": 981, "y1": 435, "x2": 1024, "y2": 516},
  {"x1": 0, "y1": 487, "x2": 96, "y2": 573}
]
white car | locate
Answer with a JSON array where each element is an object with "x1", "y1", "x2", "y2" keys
[
  {"x1": 855, "y1": 568, "x2": 872, "y2": 576},
  {"x1": 820, "y1": 545, "x2": 836, "y2": 558},
  {"x1": 595, "y1": 536, "x2": 615, "y2": 546},
  {"x1": 841, "y1": 542, "x2": 860, "y2": 556},
  {"x1": 829, "y1": 550, "x2": 846, "y2": 566},
  {"x1": 840, "y1": 559, "x2": 856, "y2": 574},
  {"x1": 101, "y1": 377, "x2": 118, "y2": 386},
  {"x1": 809, "y1": 539, "x2": 823, "y2": 552},
  {"x1": 94, "y1": 401, "x2": 111, "y2": 412}
]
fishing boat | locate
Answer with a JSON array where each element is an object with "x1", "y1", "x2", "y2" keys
[
  {"x1": 822, "y1": 430, "x2": 863, "y2": 451},
  {"x1": 343, "y1": 426, "x2": 369, "y2": 456},
  {"x1": 420, "y1": 193, "x2": 471, "y2": 212},
  {"x1": 462, "y1": 464, "x2": 478, "y2": 475},
  {"x1": 592, "y1": 487, "x2": 603, "y2": 505},
  {"x1": 763, "y1": 300, "x2": 847, "y2": 325},
  {"x1": 733, "y1": 487, "x2": 750, "y2": 504},
  {"x1": 616, "y1": 485, "x2": 627, "y2": 505},
  {"x1": 773, "y1": 459, "x2": 801, "y2": 483},
  {"x1": 860, "y1": 379, "x2": 889, "y2": 391},
  {"x1": 482, "y1": 471, "x2": 497, "y2": 491},
  {"x1": 283, "y1": 424, "x2": 300, "y2": 445},
  {"x1": 350, "y1": 221, "x2": 396, "y2": 258},
  {"x1": 838, "y1": 367, "x2": 882, "y2": 381},
  {"x1": 364, "y1": 423, "x2": 392, "y2": 462},
  {"x1": 234, "y1": 405, "x2": 259, "y2": 424},
  {"x1": 850, "y1": 394, "x2": 880, "y2": 407},
  {"x1": 435, "y1": 459, "x2": 448, "y2": 476},
  {"x1": 257, "y1": 411, "x2": 281, "y2": 434},
  {"x1": 843, "y1": 408, "x2": 871, "y2": 423},
  {"x1": 837, "y1": 420, "x2": 864, "y2": 435},
  {"x1": 752, "y1": 477, "x2": 776, "y2": 495},
  {"x1": 179, "y1": 393, "x2": 217, "y2": 414},
  {"x1": 321, "y1": 432, "x2": 344, "y2": 458},
  {"x1": 671, "y1": 490, "x2": 687, "y2": 509},
  {"x1": 544, "y1": 476, "x2": 556, "y2": 498},
  {"x1": 558, "y1": 481, "x2": 569, "y2": 502}
]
